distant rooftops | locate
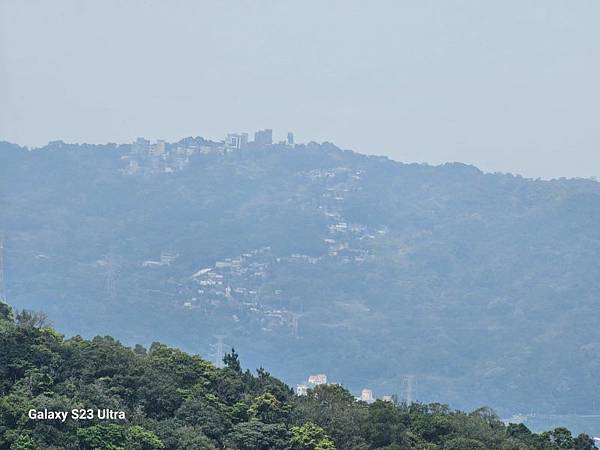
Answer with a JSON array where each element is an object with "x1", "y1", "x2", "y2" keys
[{"x1": 226, "y1": 129, "x2": 294, "y2": 149}]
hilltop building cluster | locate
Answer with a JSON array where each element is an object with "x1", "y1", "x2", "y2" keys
[
  {"x1": 123, "y1": 129, "x2": 295, "y2": 174},
  {"x1": 123, "y1": 137, "x2": 208, "y2": 175},
  {"x1": 226, "y1": 129, "x2": 294, "y2": 150},
  {"x1": 295, "y1": 374, "x2": 399, "y2": 405}
]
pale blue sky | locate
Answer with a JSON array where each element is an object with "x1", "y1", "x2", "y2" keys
[{"x1": 1, "y1": 0, "x2": 599, "y2": 178}]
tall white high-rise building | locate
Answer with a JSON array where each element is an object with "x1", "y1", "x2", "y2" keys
[
  {"x1": 226, "y1": 133, "x2": 248, "y2": 149},
  {"x1": 131, "y1": 137, "x2": 150, "y2": 155},
  {"x1": 254, "y1": 129, "x2": 273, "y2": 145},
  {"x1": 361, "y1": 388, "x2": 374, "y2": 403}
]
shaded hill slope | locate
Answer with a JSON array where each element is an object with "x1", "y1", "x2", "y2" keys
[{"x1": 1, "y1": 139, "x2": 599, "y2": 416}]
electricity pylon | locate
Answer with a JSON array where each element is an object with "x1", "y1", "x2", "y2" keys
[
  {"x1": 289, "y1": 312, "x2": 306, "y2": 339},
  {"x1": 402, "y1": 375, "x2": 417, "y2": 405},
  {"x1": 210, "y1": 335, "x2": 227, "y2": 368}
]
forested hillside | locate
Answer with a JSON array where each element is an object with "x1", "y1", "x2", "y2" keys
[
  {"x1": 1, "y1": 139, "x2": 600, "y2": 418},
  {"x1": 0, "y1": 303, "x2": 596, "y2": 450}
]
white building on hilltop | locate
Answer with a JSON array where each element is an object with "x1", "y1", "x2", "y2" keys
[
  {"x1": 254, "y1": 129, "x2": 272, "y2": 145},
  {"x1": 226, "y1": 133, "x2": 248, "y2": 150},
  {"x1": 361, "y1": 388, "x2": 374, "y2": 403},
  {"x1": 131, "y1": 137, "x2": 150, "y2": 155},
  {"x1": 308, "y1": 374, "x2": 327, "y2": 386},
  {"x1": 296, "y1": 384, "x2": 308, "y2": 396}
]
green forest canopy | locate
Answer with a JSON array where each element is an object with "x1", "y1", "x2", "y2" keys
[{"x1": 0, "y1": 303, "x2": 596, "y2": 450}]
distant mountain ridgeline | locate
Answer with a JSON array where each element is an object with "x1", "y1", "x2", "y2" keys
[
  {"x1": 0, "y1": 303, "x2": 597, "y2": 450},
  {"x1": 1, "y1": 137, "x2": 600, "y2": 419}
]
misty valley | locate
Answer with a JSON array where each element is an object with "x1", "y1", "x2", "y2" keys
[{"x1": 1, "y1": 137, "x2": 599, "y2": 433}]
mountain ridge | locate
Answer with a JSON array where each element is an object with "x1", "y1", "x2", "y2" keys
[{"x1": 1, "y1": 137, "x2": 599, "y2": 420}]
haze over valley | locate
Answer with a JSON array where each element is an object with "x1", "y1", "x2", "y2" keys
[{"x1": 2, "y1": 135, "x2": 599, "y2": 433}]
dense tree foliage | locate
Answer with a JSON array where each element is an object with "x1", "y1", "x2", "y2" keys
[{"x1": 0, "y1": 303, "x2": 595, "y2": 449}]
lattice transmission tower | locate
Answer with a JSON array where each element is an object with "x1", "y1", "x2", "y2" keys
[
  {"x1": 402, "y1": 375, "x2": 417, "y2": 406},
  {"x1": 210, "y1": 335, "x2": 228, "y2": 368}
]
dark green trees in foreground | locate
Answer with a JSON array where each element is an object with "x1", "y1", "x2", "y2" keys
[{"x1": 0, "y1": 304, "x2": 596, "y2": 450}]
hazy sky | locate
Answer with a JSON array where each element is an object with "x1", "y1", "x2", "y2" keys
[{"x1": 1, "y1": 1, "x2": 599, "y2": 179}]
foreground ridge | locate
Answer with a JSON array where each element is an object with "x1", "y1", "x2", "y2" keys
[{"x1": 0, "y1": 302, "x2": 596, "y2": 450}]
